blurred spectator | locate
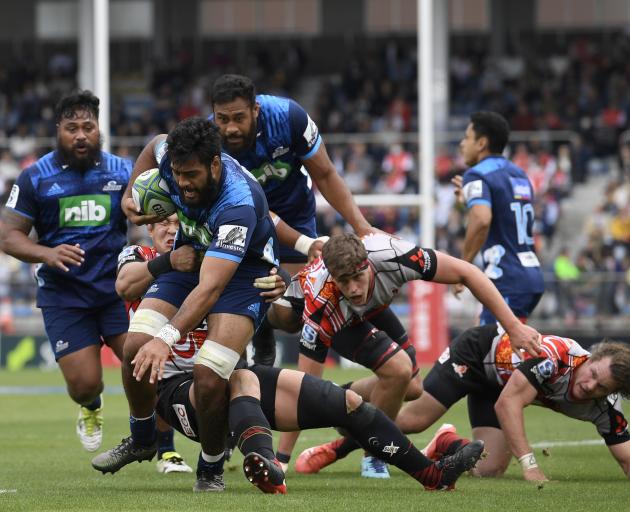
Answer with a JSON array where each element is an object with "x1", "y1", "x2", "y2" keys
[
  {"x1": 553, "y1": 247, "x2": 580, "y2": 324},
  {"x1": 379, "y1": 144, "x2": 414, "y2": 193}
]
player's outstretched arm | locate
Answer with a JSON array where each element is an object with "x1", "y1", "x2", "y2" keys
[
  {"x1": 122, "y1": 134, "x2": 167, "y2": 225},
  {"x1": 608, "y1": 440, "x2": 630, "y2": 479},
  {"x1": 0, "y1": 209, "x2": 84, "y2": 271},
  {"x1": 495, "y1": 370, "x2": 548, "y2": 482},
  {"x1": 432, "y1": 251, "x2": 541, "y2": 356},
  {"x1": 303, "y1": 143, "x2": 373, "y2": 237}
]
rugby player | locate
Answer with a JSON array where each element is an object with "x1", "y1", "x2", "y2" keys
[
  {"x1": 452, "y1": 111, "x2": 544, "y2": 323},
  {"x1": 394, "y1": 325, "x2": 630, "y2": 482},
  {"x1": 93, "y1": 117, "x2": 280, "y2": 492},
  {"x1": 93, "y1": 326, "x2": 485, "y2": 493},
  {"x1": 272, "y1": 232, "x2": 541, "y2": 475},
  {"x1": 1, "y1": 91, "x2": 131, "y2": 451},
  {"x1": 115, "y1": 214, "x2": 197, "y2": 474},
  {"x1": 211, "y1": 73, "x2": 378, "y2": 371}
]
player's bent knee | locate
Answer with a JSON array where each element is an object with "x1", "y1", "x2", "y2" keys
[
  {"x1": 344, "y1": 389, "x2": 363, "y2": 412},
  {"x1": 377, "y1": 353, "x2": 413, "y2": 384},
  {"x1": 405, "y1": 377, "x2": 423, "y2": 401},
  {"x1": 229, "y1": 369, "x2": 260, "y2": 399},
  {"x1": 195, "y1": 339, "x2": 241, "y2": 380}
]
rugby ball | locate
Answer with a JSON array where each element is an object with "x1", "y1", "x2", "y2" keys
[{"x1": 132, "y1": 168, "x2": 176, "y2": 217}]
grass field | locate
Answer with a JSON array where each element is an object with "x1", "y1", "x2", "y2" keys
[{"x1": 1, "y1": 366, "x2": 629, "y2": 511}]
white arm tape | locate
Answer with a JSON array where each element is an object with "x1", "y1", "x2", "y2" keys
[
  {"x1": 518, "y1": 452, "x2": 538, "y2": 471},
  {"x1": 294, "y1": 234, "x2": 316, "y2": 256},
  {"x1": 270, "y1": 211, "x2": 281, "y2": 227},
  {"x1": 156, "y1": 323, "x2": 181, "y2": 348}
]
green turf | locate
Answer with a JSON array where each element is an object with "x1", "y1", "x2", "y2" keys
[{"x1": 1, "y1": 367, "x2": 628, "y2": 511}]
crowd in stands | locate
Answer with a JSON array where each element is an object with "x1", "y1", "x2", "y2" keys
[{"x1": 2, "y1": 33, "x2": 630, "y2": 329}]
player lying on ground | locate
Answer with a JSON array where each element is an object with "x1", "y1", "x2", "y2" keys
[
  {"x1": 300, "y1": 324, "x2": 630, "y2": 482},
  {"x1": 93, "y1": 361, "x2": 484, "y2": 493},
  {"x1": 271, "y1": 232, "x2": 542, "y2": 475}
]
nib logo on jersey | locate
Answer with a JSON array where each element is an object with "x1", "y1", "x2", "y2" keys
[{"x1": 59, "y1": 195, "x2": 111, "y2": 227}]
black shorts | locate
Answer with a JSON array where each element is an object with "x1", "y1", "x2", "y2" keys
[
  {"x1": 156, "y1": 373, "x2": 199, "y2": 441},
  {"x1": 423, "y1": 325, "x2": 502, "y2": 429},
  {"x1": 330, "y1": 307, "x2": 418, "y2": 376},
  {"x1": 156, "y1": 365, "x2": 282, "y2": 437}
]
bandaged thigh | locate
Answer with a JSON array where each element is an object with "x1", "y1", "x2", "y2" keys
[
  {"x1": 128, "y1": 309, "x2": 169, "y2": 336},
  {"x1": 195, "y1": 339, "x2": 241, "y2": 380}
]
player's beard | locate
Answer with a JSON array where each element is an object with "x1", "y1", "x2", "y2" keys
[
  {"x1": 57, "y1": 136, "x2": 102, "y2": 172},
  {"x1": 223, "y1": 117, "x2": 257, "y2": 155},
  {"x1": 179, "y1": 173, "x2": 220, "y2": 208}
]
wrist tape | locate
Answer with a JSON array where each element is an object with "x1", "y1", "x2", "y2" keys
[
  {"x1": 156, "y1": 323, "x2": 181, "y2": 348},
  {"x1": 147, "y1": 252, "x2": 173, "y2": 278},
  {"x1": 518, "y1": 452, "x2": 538, "y2": 471}
]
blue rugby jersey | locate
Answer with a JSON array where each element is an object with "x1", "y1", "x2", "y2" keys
[
  {"x1": 156, "y1": 150, "x2": 279, "y2": 272},
  {"x1": 210, "y1": 94, "x2": 322, "y2": 230},
  {"x1": 462, "y1": 156, "x2": 545, "y2": 296},
  {"x1": 6, "y1": 151, "x2": 131, "y2": 307}
]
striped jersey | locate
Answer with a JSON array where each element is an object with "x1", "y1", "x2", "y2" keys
[
  {"x1": 480, "y1": 329, "x2": 628, "y2": 444},
  {"x1": 285, "y1": 234, "x2": 437, "y2": 349}
]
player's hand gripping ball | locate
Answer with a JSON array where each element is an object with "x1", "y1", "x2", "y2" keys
[{"x1": 132, "y1": 168, "x2": 176, "y2": 217}]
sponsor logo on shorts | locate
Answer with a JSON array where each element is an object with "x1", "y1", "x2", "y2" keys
[
  {"x1": 300, "y1": 323, "x2": 318, "y2": 350},
  {"x1": 6, "y1": 184, "x2": 19, "y2": 209},
  {"x1": 368, "y1": 436, "x2": 380, "y2": 447},
  {"x1": 102, "y1": 180, "x2": 123, "y2": 191},
  {"x1": 59, "y1": 195, "x2": 111, "y2": 227},
  {"x1": 55, "y1": 339, "x2": 69, "y2": 353},
  {"x1": 147, "y1": 284, "x2": 159, "y2": 294},
  {"x1": 247, "y1": 302, "x2": 260, "y2": 316},
  {"x1": 451, "y1": 362, "x2": 468, "y2": 378},
  {"x1": 216, "y1": 225, "x2": 247, "y2": 252},
  {"x1": 382, "y1": 442, "x2": 399, "y2": 457},
  {"x1": 172, "y1": 403, "x2": 196, "y2": 437},
  {"x1": 438, "y1": 347, "x2": 450, "y2": 364}
]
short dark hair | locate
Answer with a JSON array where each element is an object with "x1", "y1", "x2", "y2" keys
[
  {"x1": 211, "y1": 74, "x2": 256, "y2": 108},
  {"x1": 166, "y1": 117, "x2": 222, "y2": 169},
  {"x1": 322, "y1": 233, "x2": 368, "y2": 278},
  {"x1": 590, "y1": 340, "x2": 630, "y2": 399},
  {"x1": 54, "y1": 90, "x2": 100, "y2": 123},
  {"x1": 470, "y1": 111, "x2": 510, "y2": 154}
]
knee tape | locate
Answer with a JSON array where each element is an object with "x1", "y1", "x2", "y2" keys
[
  {"x1": 195, "y1": 340, "x2": 241, "y2": 380},
  {"x1": 128, "y1": 309, "x2": 169, "y2": 336}
]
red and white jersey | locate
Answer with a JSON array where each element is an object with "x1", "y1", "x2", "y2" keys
[
  {"x1": 484, "y1": 331, "x2": 628, "y2": 442},
  {"x1": 117, "y1": 244, "x2": 206, "y2": 378},
  {"x1": 285, "y1": 234, "x2": 437, "y2": 347}
]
